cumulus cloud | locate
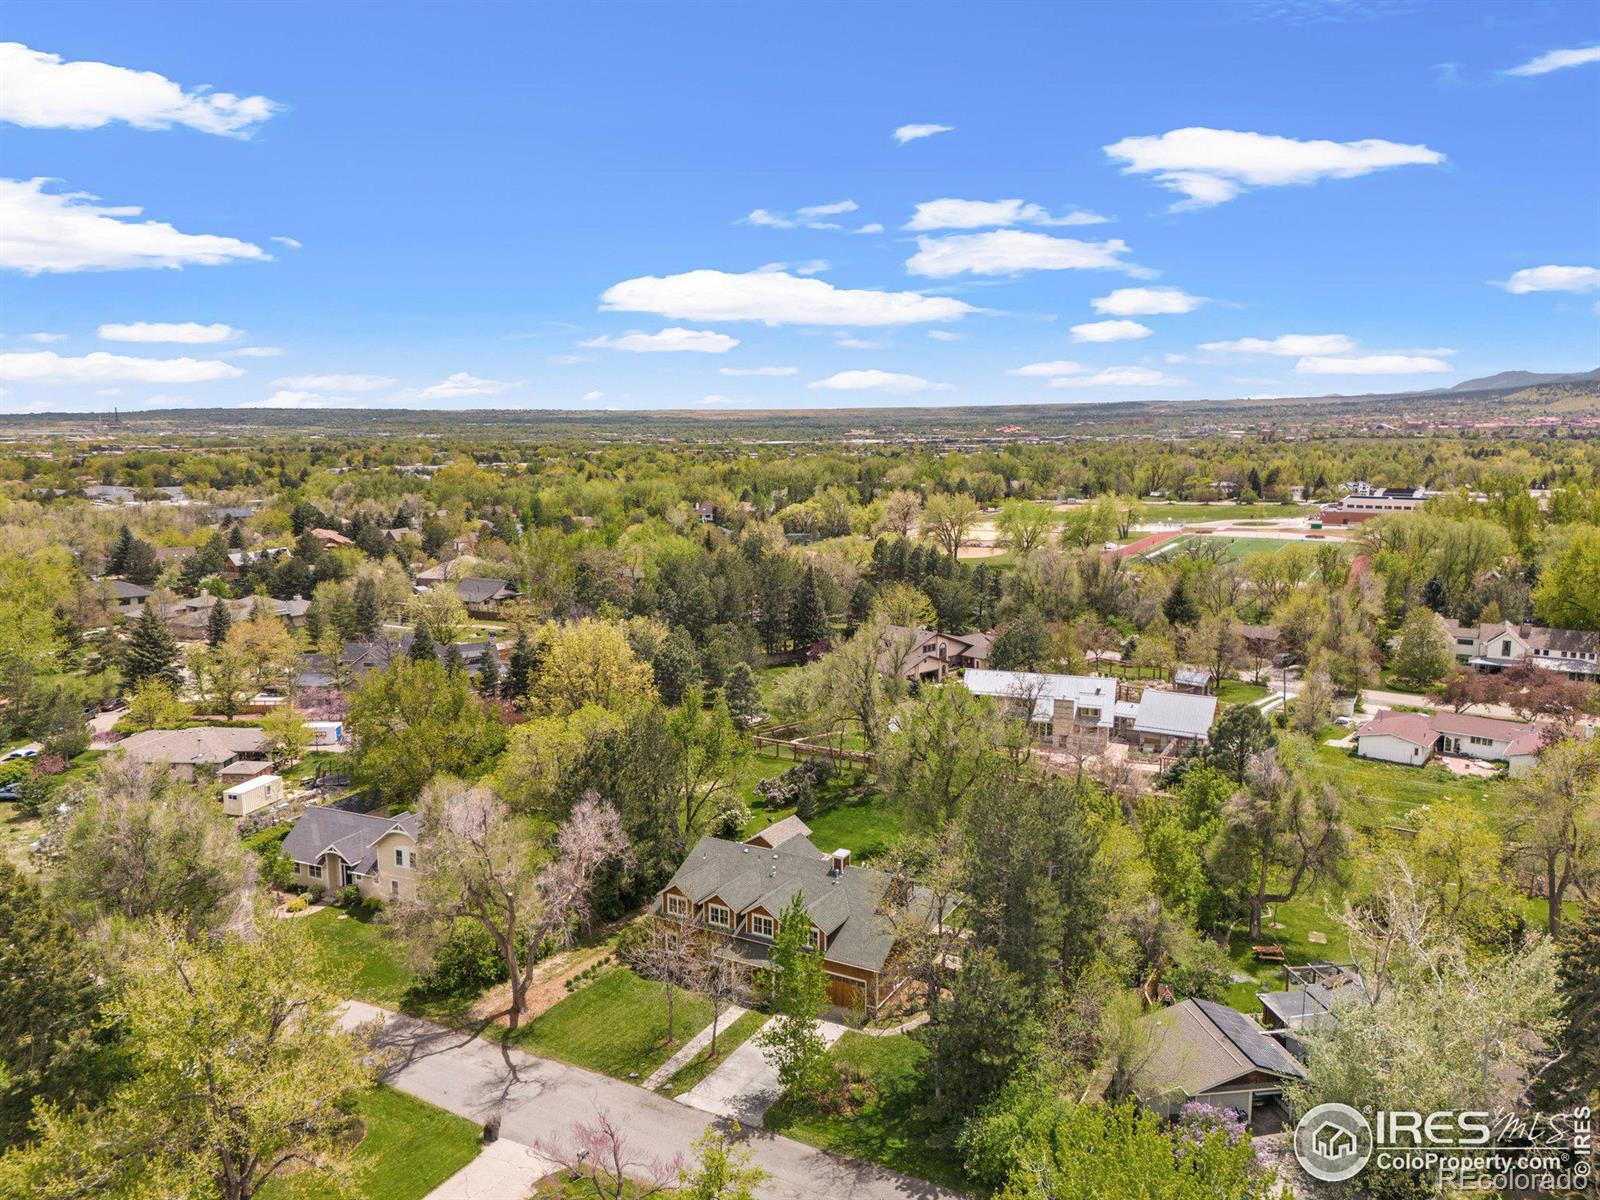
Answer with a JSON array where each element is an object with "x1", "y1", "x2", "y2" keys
[
  {"x1": 1496, "y1": 265, "x2": 1600, "y2": 294},
  {"x1": 1200, "y1": 334, "x2": 1357, "y2": 355},
  {"x1": 1009, "y1": 361, "x2": 1084, "y2": 377},
  {"x1": 1294, "y1": 354, "x2": 1452, "y2": 375},
  {"x1": 273, "y1": 373, "x2": 394, "y2": 391},
  {"x1": 1104, "y1": 127, "x2": 1444, "y2": 209},
  {"x1": 1092, "y1": 287, "x2": 1206, "y2": 316},
  {"x1": 415, "y1": 372, "x2": 520, "y2": 400},
  {"x1": 1070, "y1": 319, "x2": 1151, "y2": 343},
  {"x1": 601, "y1": 268, "x2": 975, "y2": 326},
  {"x1": 581, "y1": 390, "x2": 604, "y2": 402},
  {"x1": 0, "y1": 42, "x2": 280, "y2": 136},
  {"x1": 247, "y1": 390, "x2": 334, "y2": 409},
  {"x1": 580, "y1": 327, "x2": 739, "y2": 353},
  {"x1": 24, "y1": 332, "x2": 67, "y2": 343},
  {"x1": 905, "y1": 198, "x2": 1108, "y2": 231},
  {"x1": 0, "y1": 177, "x2": 269, "y2": 274},
  {"x1": 894, "y1": 123, "x2": 953, "y2": 144},
  {"x1": 99, "y1": 321, "x2": 239, "y2": 343},
  {"x1": 906, "y1": 230, "x2": 1136, "y2": 278},
  {"x1": 1506, "y1": 46, "x2": 1600, "y2": 76},
  {"x1": 808, "y1": 369, "x2": 953, "y2": 394},
  {"x1": 719, "y1": 365, "x2": 798, "y2": 376},
  {"x1": 1051, "y1": 366, "x2": 1178, "y2": 388},
  {"x1": 0, "y1": 350, "x2": 243, "y2": 384}
]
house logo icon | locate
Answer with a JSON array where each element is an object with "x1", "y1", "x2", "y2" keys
[{"x1": 1294, "y1": 1102, "x2": 1372, "y2": 1182}]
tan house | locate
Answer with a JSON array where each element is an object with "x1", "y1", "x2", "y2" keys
[
  {"x1": 115, "y1": 726, "x2": 268, "y2": 781},
  {"x1": 884, "y1": 626, "x2": 994, "y2": 683},
  {"x1": 654, "y1": 825, "x2": 947, "y2": 1016},
  {"x1": 1440, "y1": 619, "x2": 1599, "y2": 680},
  {"x1": 281, "y1": 806, "x2": 420, "y2": 902},
  {"x1": 1133, "y1": 998, "x2": 1306, "y2": 1125}
]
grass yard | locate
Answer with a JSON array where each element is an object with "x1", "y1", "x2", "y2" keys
[
  {"x1": 507, "y1": 966, "x2": 712, "y2": 1080},
  {"x1": 1151, "y1": 534, "x2": 1338, "y2": 562},
  {"x1": 300, "y1": 904, "x2": 417, "y2": 1008},
  {"x1": 1221, "y1": 891, "x2": 1353, "y2": 1012},
  {"x1": 1312, "y1": 734, "x2": 1507, "y2": 830},
  {"x1": 1137, "y1": 501, "x2": 1312, "y2": 522},
  {"x1": 261, "y1": 1085, "x2": 480, "y2": 1200},
  {"x1": 764, "y1": 1031, "x2": 967, "y2": 1192},
  {"x1": 743, "y1": 764, "x2": 907, "y2": 862},
  {"x1": 1215, "y1": 679, "x2": 1269, "y2": 706},
  {"x1": 660, "y1": 1007, "x2": 768, "y2": 1096}
]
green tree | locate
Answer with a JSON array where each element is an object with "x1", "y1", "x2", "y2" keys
[
  {"x1": 0, "y1": 919, "x2": 373, "y2": 1200},
  {"x1": 1162, "y1": 574, "x2": 1199, "y2": 628},
  {"x1": 347, "y1": 657, "x2": 508, "y2": 804},
  {"x1": 1203, "y1": 703, "x2": 1274, "y2": 784},
  {"x1": 0, "y1": 861, "x2": 116, "y2": 1146},
  {"x1": 1533, "y1": 526, "x2": 1600, "y2": 631},
  {"x1": 878, "y1": 684, "x2": 1019, "y2": 826},
  {"x1": 1508, "y1": 738, "x2": 1600, "y2": 935},
  {"x1": 476, "y1": 636, "x2": 501, "y2": 696},
  {"x1": 205, "y1": 599, "x2": 231, "y2": 648},
  {"x1": 678, "y1": 1124, "x2": 767, "y2": 1200},
  {"x1": 758, "y1": 896, "x2": 830, "y2": 1103},
  {"x1": 722, "y1": 660, "x2": 762, "y2": 726},
  {"x1": 788, "y1": 566, "x2": 831, "y2": 651},
  {"x1": 352, "y1": 577, "x2": 381, "y2": 639},
  {"x1": 989, "y1": 606, "x2": 1050, "y2": 672},
  {"x1": 923, "y1": 945, "x2": 1037, "y2": 1122},
  {"x1": 1389, "y1": 608, "x2": 1452, "y2": 689},
  {"x1": 1535, "y1": 901, "x2": 1600, "y2": 1109},
  {"x1": 407, "y1": 618, "x2": 437, "y2": 664},
  {"x1": 502, "y1": 628, "x2": 537, "y2": 701},
  {"x1": 259, "y1": 703, "x2": 312, "y2": 770},
  {"x1": 122, "y1": 607, "x2": 181, "y2": 691}
]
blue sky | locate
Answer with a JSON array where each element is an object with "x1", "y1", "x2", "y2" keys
[{"x1": 1, "y1": 0, "x2": 1597, "y2": 413}]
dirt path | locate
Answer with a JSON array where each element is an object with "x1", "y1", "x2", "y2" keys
[{"x1": 466, "y1": 933, "x2": 620, "y2": 1026}]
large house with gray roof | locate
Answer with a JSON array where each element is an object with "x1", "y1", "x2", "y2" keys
[
  {"x1": 654, "y1": 821, "x2": 945, "y2": 1016},
  {"x1": 116, "y1": 726, "x2": 269, "y2": 782},
  {"x1": 1133, "y1": 998, "x2": 1306, "y2": 1126},
  {"x1": 1440, "y1": 618, "x2": 1599, "y2": 680},
  {"x1": 961, "y1": 670, "x2": 1217, "y2": 756},
  {"x1": 281, "y1": 806, "x2": 420, "y2": 901}
]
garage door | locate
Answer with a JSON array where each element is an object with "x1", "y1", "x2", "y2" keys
[{"x1": 827, "y1": 975, "x2": 865, "y2": 1010}]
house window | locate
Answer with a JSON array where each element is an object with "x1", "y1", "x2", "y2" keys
[
  {"x1": 308, "y1": 864, "x2": 322, "y2": 880},
  {"x1": 395, "y1": 849, "x2": 404, "y2": 867},
  {"x1": 707, "y1": 904, "x2": 731, "y2": 929},
  {"x1": 748, "y1": 913, "x2": 775, "y2": 939},
  {"x1": 664, "y1": 893, "x2": 689, "y2": 918},
  {"x1": 806, "y1": 928, "x2": 821, "y2": 950},
  {"x1": 1502, "y1": 640, "x2": 1513, "y2": 657},
  {"x1": 390, "y1": 880, "x2": 399, "y2": 897}
]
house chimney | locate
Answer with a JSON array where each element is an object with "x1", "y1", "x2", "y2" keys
[{"x1": 831, "y1": 848, "x2": 850, "y2": 876}]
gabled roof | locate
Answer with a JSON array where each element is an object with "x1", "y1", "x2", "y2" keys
[
  {"x1": 745, "y1": 814, "x2": 813, "y2": 849},
  {"x1": 282, "y1": 806, "x2": 418, "y2": 876},
  {"x1": 1355, "y1": 710, "x2": 1435, "y2": 747},
  {"x1": 105, "y1": 578, "x2": 151, "y2": 599},
  {"x1": 1132, "y1": 688, "x2": 1217, "y2": 739},
  {"x1": 116, "y1": 726, "x2": 266, "y2": 766},
  {"x1": 962, "y1": 670, "x2": 1117, "y2": 725},
  {"x1": 453, "y1": 576, "x2": 519, "y2": 604},
  {"x1": 1137, "y1": 998, "x2": 1305, "y2": 1100}
]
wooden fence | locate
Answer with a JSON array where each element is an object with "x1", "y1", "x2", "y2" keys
[{"x1": 752, "y1": 734, "x2": 874, "y2": 767}]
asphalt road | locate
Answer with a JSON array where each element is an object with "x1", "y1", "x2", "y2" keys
[{"x1": 341, "y1": 1002, "x2": 965, "y2": 1200}]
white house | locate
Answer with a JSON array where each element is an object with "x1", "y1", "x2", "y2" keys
[
  {"x1": 1440, "y1": 619, "x2": 1599, "y2": 680},
  {"x1": 222, "y1": 774, "x2": 285, "y2": 817},
  {"x1": 961, "y1": 671, "x2": 1217, "y2": 755},
  {"x1": 1355, "y1": 709, "x2": 1545, "y2": 774}
]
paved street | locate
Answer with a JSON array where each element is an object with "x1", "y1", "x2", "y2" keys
[{"x1": 341, "y1": 1002, "x2": 964, "y2": 1200}]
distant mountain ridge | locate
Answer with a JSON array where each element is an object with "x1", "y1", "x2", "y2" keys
[{"x1": 1447, "y1": 368, "x2": 1600, "y2": 393}]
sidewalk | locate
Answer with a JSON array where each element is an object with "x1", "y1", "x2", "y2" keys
[
  {"x1": 643, "y1": 1004, "x2": 748, "y2": 1090},
  {"x1": 422, "y1": 1138, "x2": 560, "y2": 1200}
]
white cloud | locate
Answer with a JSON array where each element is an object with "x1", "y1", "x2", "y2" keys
[
  {"x1": 834, "y1": 336, "x2": 880, "y2": 349},
  {"x1": 98, "y1": 321, "x2": 239, "y2": 343},
  {"x1": 1294, "y1": 354, "x2": 1452, "y2": 375},
  {"x1": 24, "y1": 331, "x2": 67, "y2": 343},
  {"x1": 742, "y1": 201, "x2": 869, "y2": 232},
  {"x1": 853, "y1": 223, "x2": 884, "y2": 235},
  {"x1": 1104, "y1": 127, "x2": 1445, "y2": 209},
  {"x1": 905, "y1": 198, "x2": 1107, "y2": 231},
  {"x1": 906, "y1": 230, "x2": 1135, "y2": 278},
  {"x1": 696, "y1": 394, "x2": 747, "y2": 405},
  {"x1": 1051, "y1": 366, "x2": 1178, "y2": 388},
  {"x1": 95, "y1": 388, "x2": 121, "y2": 396},
  {"x1": 719, "y1": 365, "x2": 797, "y2": 376},
  {"x1": 1009, "y1": 360, "x2": 1084, "y2": 378},
  {"x1": 0, "y1": 42, "x2": 280, "y2": 136},
  {"x1": 808, "y1": 369, "x2": 953, "y2": 394},
  {"x1": 1506, "y1": 46, "x2": 1600, "y2": 76},
  {"x1": 274, "y1": 373, "x2": 394, "y2": 391},
  {"x1": 581, "y1": 390, "x2": 604, "y2": 402},
  {"x1": 601, "y1": 268, "x2": 975, "y2": 326},
  {"x1": 229, "y1": 346, "x2": 282, "y2": 357},
  {"x1": 580, "y1": 327, "x2": 739, "y2": 353},
  {"x1": 415, "y1": 372, "x2": 520, "y2": 400},
  {"x1": 270, "y1": 235, "x2": 302, "y2": 249},
  {"x1": 0, "y1": 177, "x2": 268, "y2": 274},
  {"x1": 1496, "y1": 265, "x2": 1600, "y2": 294},
  {"x1": 759, "y1": 258, "x2": 834, "y2": 276},
  {"x1": 1200, "y1": 334, "x2": 1357, "y2": 355},
  {"x1": 927, "y1": 330, "x2": 961, "y2": 342},
  {"x1": 248, "y1": 390, "x2": 329, "y2": 409},
  {"x1": 1092, "y1": 286, "x2": 1205, "y2": 316},
  {"x1": 0, "y1": 350, "x2": 243, "y2": 384},
  {"x1": 1070, "y1": 319, "x2": 1152, "y2": 343},
  {"x1": 894, "y1": 123, "x2": 953, "y2": 144}
]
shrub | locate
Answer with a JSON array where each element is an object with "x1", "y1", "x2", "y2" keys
[
  {"x1": 421, "y1": 918, "x2": 509, "y2": 995},
  {"x1": 612, "y1": 921, "x2": 651, "y2": 968},
  {"x1": 0, "y1": 760, "x2": 30, "y2": 789},
  {"x1": 286, "y1": 895, "x2": 309, "y2": 913},
  {"x1": 755, "y1": 760, "x2": 831, "y2": 816},
  {"x1": 708, "y1": 794, "x2": 751, "y2": 838},
  {"x1": 307, "y1": 883, "x2": 325, "y2": 903},
  {"x1": 335, "y1": 884, "x2": 361, "y2": 908}
]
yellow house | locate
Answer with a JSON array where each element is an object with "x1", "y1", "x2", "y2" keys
[{"x1": 281, "y1": 806, "x2": 420, "y2": 903}]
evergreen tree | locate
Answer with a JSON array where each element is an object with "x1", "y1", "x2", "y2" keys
[
  {"x1": 123, "y1": 607, "x2": 181, "y2": 690},
  {"x1": 1163, "y1": 573, "x2": 1200, "y2": 627},
  {"x1": 788, "y1": 566, "x2": 830, "y2": 651},
  {"x1": 122, "y1": 538, "x2": 159, "y2": 588},
  {"x1": 923, "y1": 946, "x2": 1037, "y2": 1122},
  {"x1": 990, "y1": 605, "x2": 1050, "y2": 671},
  {"x1": 303, "y1": 605, "x2": 324, "y2": 646},
  {"x1": 352, "y1": 578, "x2": 381, "y2": 640},
  {"x1": 1535, "y1": 902, "x2": 1600, "y2": 1108},
  {"x1": 407, "y1": 619, "x2": 437, "y2": 664},
  {"x1": 206, "y1": 598, "x2": 232, "y2": 648},
  {"x1": 1204, "y1": 703, "x2": 1276, "y2": 784},
  {"x1": 476, "y1": 637, "x2": 501, "y2": 696},
  {"x1": 107, "y1": 524, "x2": 135, "y2": 575},
  {"x1": 226, "y1": 523, "x2": 246, "y2": 550},
  {"x1": 502, "y1": 629, "x2": 536, "y2": 701},
  {"x1": 651, "y1": 634, "x2": 700, "y2": 706},
  {"x1": 723, "y1": 661, "x2": 762, "y2": 726},
  {"x1": 441, "y1": 640, "x2": 464, "y2": 675}
]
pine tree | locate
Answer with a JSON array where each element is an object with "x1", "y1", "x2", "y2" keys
[
  {"x1": 723, "y1": 661, "x2": 762, "y2": 726},
  {"x1": 789, "y1": 566, "x2": 830, "y2": 651},
  {"x1": 352, "y1": 578, "x2": 381, "y2": 640},
  {"x1": 407, "y1": 619, "x2": 437, "y2": 664},
  {"x1": 441, "y1": 640, "x2": 464, "y2": 675},
  {"x1": 124, "y1": 607, "x2": 181, "y2": 689},
  {"x1": 502, "y1": 629, "x2": 536, "y2": 700},
  {"x1": 122, "y1": 538, "x2": 159, "y2": 587},
  {"x1": 107, "y1": 524, "x2": 134, "y2": 575},
  {"x1": 206, "y1": 598, "x2": 232, "y2": 648},
  {"x1": 1163, "y1": 573, "x2": 1199, "y2": 627},
  {"x1": 476, "y1": 637, "x2": 501, "y2": 696}
]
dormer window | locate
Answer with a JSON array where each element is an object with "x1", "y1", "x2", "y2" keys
[
  {"x1": 806, "y1": 927, "x2": 822, "y2": 950},
  {"x1": 748, "y1": 913, "x2": 775, "y2": 939},
  {"x1": 707, "y1": 904, "x2": 731, "y2": 929},
  {"x1": 664, "y1": 893, "x2": 689, "y2": 918}
]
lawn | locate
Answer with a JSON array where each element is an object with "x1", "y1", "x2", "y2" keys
[
  {"x1": 261, "y1": 1085, "x2": 480, "y2": 1200},
  {"x1": 1311, "y1": 734, "x2": 1507, "y2": 830},
  {"x1": 660, "y1": 1007, "x2": 768, "y2": 1097},
  {"x1": 742, "y1": 764, "x2": 906, "y2": 862},
  {"x1": 1137, "y1": 501, "x2": 1311, "y2": 522},
  {"x1": 1149, "y1": 535, "x2": 1336, "y2": 562},
  {"x1": 300, "y1": 904, "x2": 417, "y2": 1008},
  {"x1": 763, "y1": 1031, "x2": 967, "y2": 1192},
  {"x1": 1215, "y1": 679, "x2": 1268, "y2": 706},
  {"x1": 507, "y1": 966, "x2": 713, "y2": 1080},
  {"x1": 1220, "y1": 891, "x2": 1353, "y2": 1012}
]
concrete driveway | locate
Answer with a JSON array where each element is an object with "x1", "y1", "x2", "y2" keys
[
  {"x1": 680, "y1": 1017, "x2": 848, "y2": 1125},
  {"x1": 341, "y1": 1002, "x2": 963, "y2": 1200}
]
